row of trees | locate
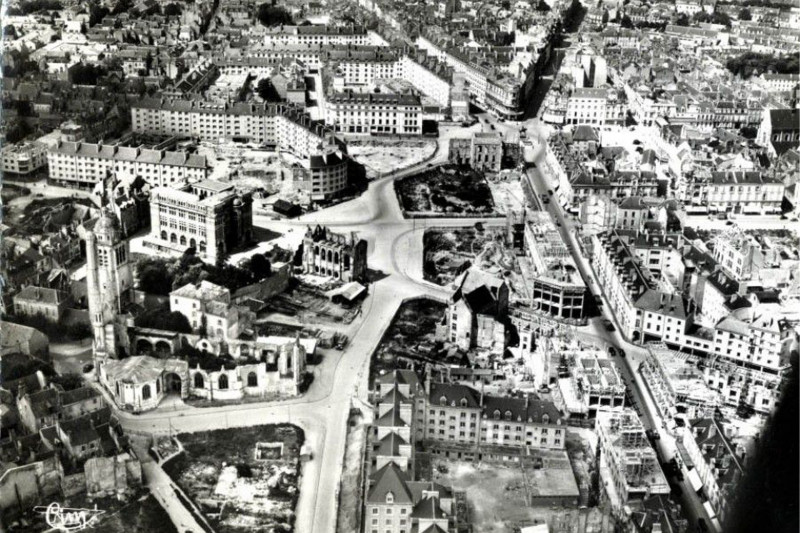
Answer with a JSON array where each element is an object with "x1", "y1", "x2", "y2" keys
[
  {"x1": 726, "y1": 51, "x2": 800, "y2": 79},
  {"x1": 6, "y1": 0, "x2": 62, "y2": 15},
  {"x1": 137, "y1": 249, "x2": 275, "y2": 297},
  {"x1": 257, "y1": 3, "x2": 293, "y2": 27}
]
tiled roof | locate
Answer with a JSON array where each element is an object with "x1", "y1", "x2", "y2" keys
[{"x1": 367, "y1": 462, "x2": 413, "y2": 504}]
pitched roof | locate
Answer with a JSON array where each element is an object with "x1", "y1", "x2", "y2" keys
[
  {"x1": 367, "y1": 462, "x2": 413, "y2": 504},
  {"x1": 411, "y1": 496, "x2": 448, "y2": 519},
  {"x1": 376, "y1": 432, "x2": 408, "y2": 456},
  {"x1": 429, "y1": 382, "x2": 481, "y2": 409}
]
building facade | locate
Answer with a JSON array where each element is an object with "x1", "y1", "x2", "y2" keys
[
  {"x1": 302, "y1": 225, "x2": 368, "y2": 282},
  {"x1": 146, "y1": 180, "x2": 253, "y2": 264},
  {"x1": 47, "y1": 140, "x2": 208, "y2": 189}
]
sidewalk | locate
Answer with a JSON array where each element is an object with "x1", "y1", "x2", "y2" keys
[{"x1": 132, "y1": 439, "x2": 208, "y2": 533}]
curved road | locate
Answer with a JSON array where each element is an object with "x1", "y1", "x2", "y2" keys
[{"x1": 116, "y1": 138, "x2": 501, "y2": 533}]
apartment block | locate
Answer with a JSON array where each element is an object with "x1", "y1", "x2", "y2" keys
[{"x1": 47, "y1": 140, "x2": 208, "y2": 189}]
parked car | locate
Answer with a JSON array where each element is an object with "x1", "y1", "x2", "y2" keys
[{"x1": 602, "y1": 318, "x2": 615, "y2": 332}]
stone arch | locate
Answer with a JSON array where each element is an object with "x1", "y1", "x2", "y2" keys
[
  {"x1": 199, "y1": 241, "x2": 206, "y2": 253},
  {"x1": 170, "y1": 233, "x2": 177, "y2": 244},
  {"x1": 333, "y1": 252, "x2": 339, "y2": 264},
  {"x1": 161, "y1": 230, "x2": 167, "y2": 240},
  {"x1": 142, "y1": 384, "x2": 151, "y2": 400},
  {"x1": 155, "y1": 341, "x2": 171, "y2": 356},
  {"x1": 344, "y1": 254, "x2": 350, "y2": 269},
  {"x1": 190, "y1": 238, "x2": 196, "y2": 248},
  {"x1": 180, "y1": 235, "x2": 186, "y2": 246},
  {"x1": 314, "y1": 245, "x2": 319, "y2": 255},
  {"x1": 247, "y1": 372, "x2": 258, "y2": 387},
  {"x1": 194, "y1": 373, "x2": 204, "y2": 389},
  {"x1": 218, "y1": 374, "x2": 229, "y2": 390},
  {"x1": 136, "y1": 339, "x2": 153, "y2": 354},
  {"x1": 164, "y1": 372, "x2": 182, "y2": 394},
  {"x1": 327, "y1": 249, "x2": 333, "y2": 262},
  {"x1": 240, "y1": 344, "x2": 250, "y2": 358}
]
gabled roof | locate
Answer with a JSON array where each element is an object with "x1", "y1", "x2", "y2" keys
[
  {"x1": 367, "y1": 462, "x2": 413, "y2": 504},
  {"x1": 429, "y1": 383, "x2": 481, "y2": 409},
  {"x1": 411, "y1": 496, "x2": 448, "y2": 519},
  {"x1": 376, "y1": 432, "x2": 408, "y2": 456},
  {"x1": 375, "y1": 407, "x2": 408, "y2": 428}
]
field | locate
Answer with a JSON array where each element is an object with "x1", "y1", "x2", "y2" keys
[
  {"x1": 395, "y1": 165, "x2": 496, "y2": 215},
  {"x1": 163, "y1": 425, "x2": 304, "y2": 533}
]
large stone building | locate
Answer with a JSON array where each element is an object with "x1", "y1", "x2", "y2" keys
[
  {"x1": 145, "y1": 179, "x2": 253, "y2": 264},
  {"x1": 99, "y1": 338, "x2": 308, "y2": 413},
  {"x1": 302, "y1": 225, "x2": 368, "y2": 282},
  {"x1": 321, "y1": 91, "x2": 423, "y2": 135},
  {"x1": 449, "y1": 132, "x2": 503, "y2": 171}
]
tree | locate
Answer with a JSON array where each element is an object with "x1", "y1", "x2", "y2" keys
[
  {"x1": 256, "y1": 78, "x2": 282, "y2": 102},
  {"x1": 163, "y1": 3, "x2": 182, "y2": 17},
  {"x1": 257, "y1": 4, "x2": 293, "y2": 27},
  {"x1": 135, "y1": 309, "x2": 192, "y2": 333},
  {"x1": 70, "y1": 63, "x2": 105, "y2": 85},
  {"x1": 620, "y1": 14, "x2": 633, "y2": 29},
  {"x1": 739, "y1": 8, "x2": 752, "y2": 21},
  {"x1": 5, "y1": 119, "x2": 33, "y2": 143},
  {"x1": 535, "y1": 0, "x2": 551, "y2": 11},
  {"x1": 675, "y1": 13, "x2": 689, "y2": 26},
  {"x1": 50, "y1": 373, "x2": 84, "y2": 391},
  {"x1": 137, "y1": 257, "x2": 174, "y2": 295},
  {"x1": 249, "y1": 253, "x2": 272, "y2": 279}
]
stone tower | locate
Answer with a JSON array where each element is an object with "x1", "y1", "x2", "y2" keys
[{"x1": 78, "y1": 203, "x2": 133, "y2": 374}]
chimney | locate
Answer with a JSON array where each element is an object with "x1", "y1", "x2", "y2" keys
[{"x1": 480, "y1": 381, "x2": 485, "y2": 407}]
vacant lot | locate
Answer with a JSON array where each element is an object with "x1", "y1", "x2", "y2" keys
[
  {"x1": 164, "y1": 425, "x2": 303, "y2": 533},
  {"x1": 370, "y1": 298, "x2": 456, "y2": 385},
  {"x1": 264, "y1": 281, "x2": 358, "y2": 326},
  {"x1": 348, "y1": 138, "x2": 436, "y2": 179},
  {"x1": 434, "y1": 458, "x2": 581, "y2": 533},
  {"x1": 395, "y1": 165, "x2": 496, "y2": 215},
  {"x1": 423, "y1": 227, "x2": 512, "y2": 285}
]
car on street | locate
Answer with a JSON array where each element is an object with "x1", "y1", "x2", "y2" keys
[{"x1": 602, "y1": 318, "x2": 615, "y2": 332}]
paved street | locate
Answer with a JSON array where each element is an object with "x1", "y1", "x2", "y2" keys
[
  {"x1": 112, "y1": 137, "x2": 509, "y2": 533},
  {"x1": 523, "y1": 128, "x2": 716, "y2": 529}
]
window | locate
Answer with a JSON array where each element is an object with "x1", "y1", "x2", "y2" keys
[
  {"x1": 218, "y1": 375, "x2": 229, "y2": 390},
  {"x1": 142, "y1": 384, "x2": 151, "y2": 400}
]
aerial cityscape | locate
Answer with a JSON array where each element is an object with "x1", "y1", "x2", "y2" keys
[{"x1": 0, "y1": 0, "x2": 798, "y2": 532}]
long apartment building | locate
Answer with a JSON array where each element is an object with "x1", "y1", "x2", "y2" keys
[
  {"x1": 252, "y1": 24, "x2": 379, "y2": 47},
  {"x1": 47, "y1": 140, "x2": 208, "y2": 189},
  {"x1": 330, "y1": 47, "x2": 453, "y2": 108},
  {"x1": 131, "y1": 98, "x2": 350, "y2": 199},
  {"x1": 682, "y1": 170, "x2": 785, "y2": 215},
  {"x1": 321, "y1": 91, "x2": 423, "y2": 135},
  {"x1": 589, "y1": 230, "x2": 791, "y2": 402},
  {"x1": 417, "y1": 35, "x2": 523, "y2": 119}
]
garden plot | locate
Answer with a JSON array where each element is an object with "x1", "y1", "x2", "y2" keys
[
  {"x1": 348, "y1": 138, "x2": 436, "y2": 178},
  {"x1": 395, "y1": 165, "x2": 497, "y2": 215},
  {"x1": 163, "y1": 424, "x2": 303, "y2": 533}
]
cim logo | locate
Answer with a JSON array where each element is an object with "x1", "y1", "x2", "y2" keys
[{"x1": 34, "y1": 503, "x2": 105, "y2": 531}]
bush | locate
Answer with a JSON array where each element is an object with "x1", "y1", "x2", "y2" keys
[
  {"x1": 135, "y1": 309, "x2": 192, "y2": 333},
  {"x1": 257, "y1": 4, "x2": 293, "y2": 27}
]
